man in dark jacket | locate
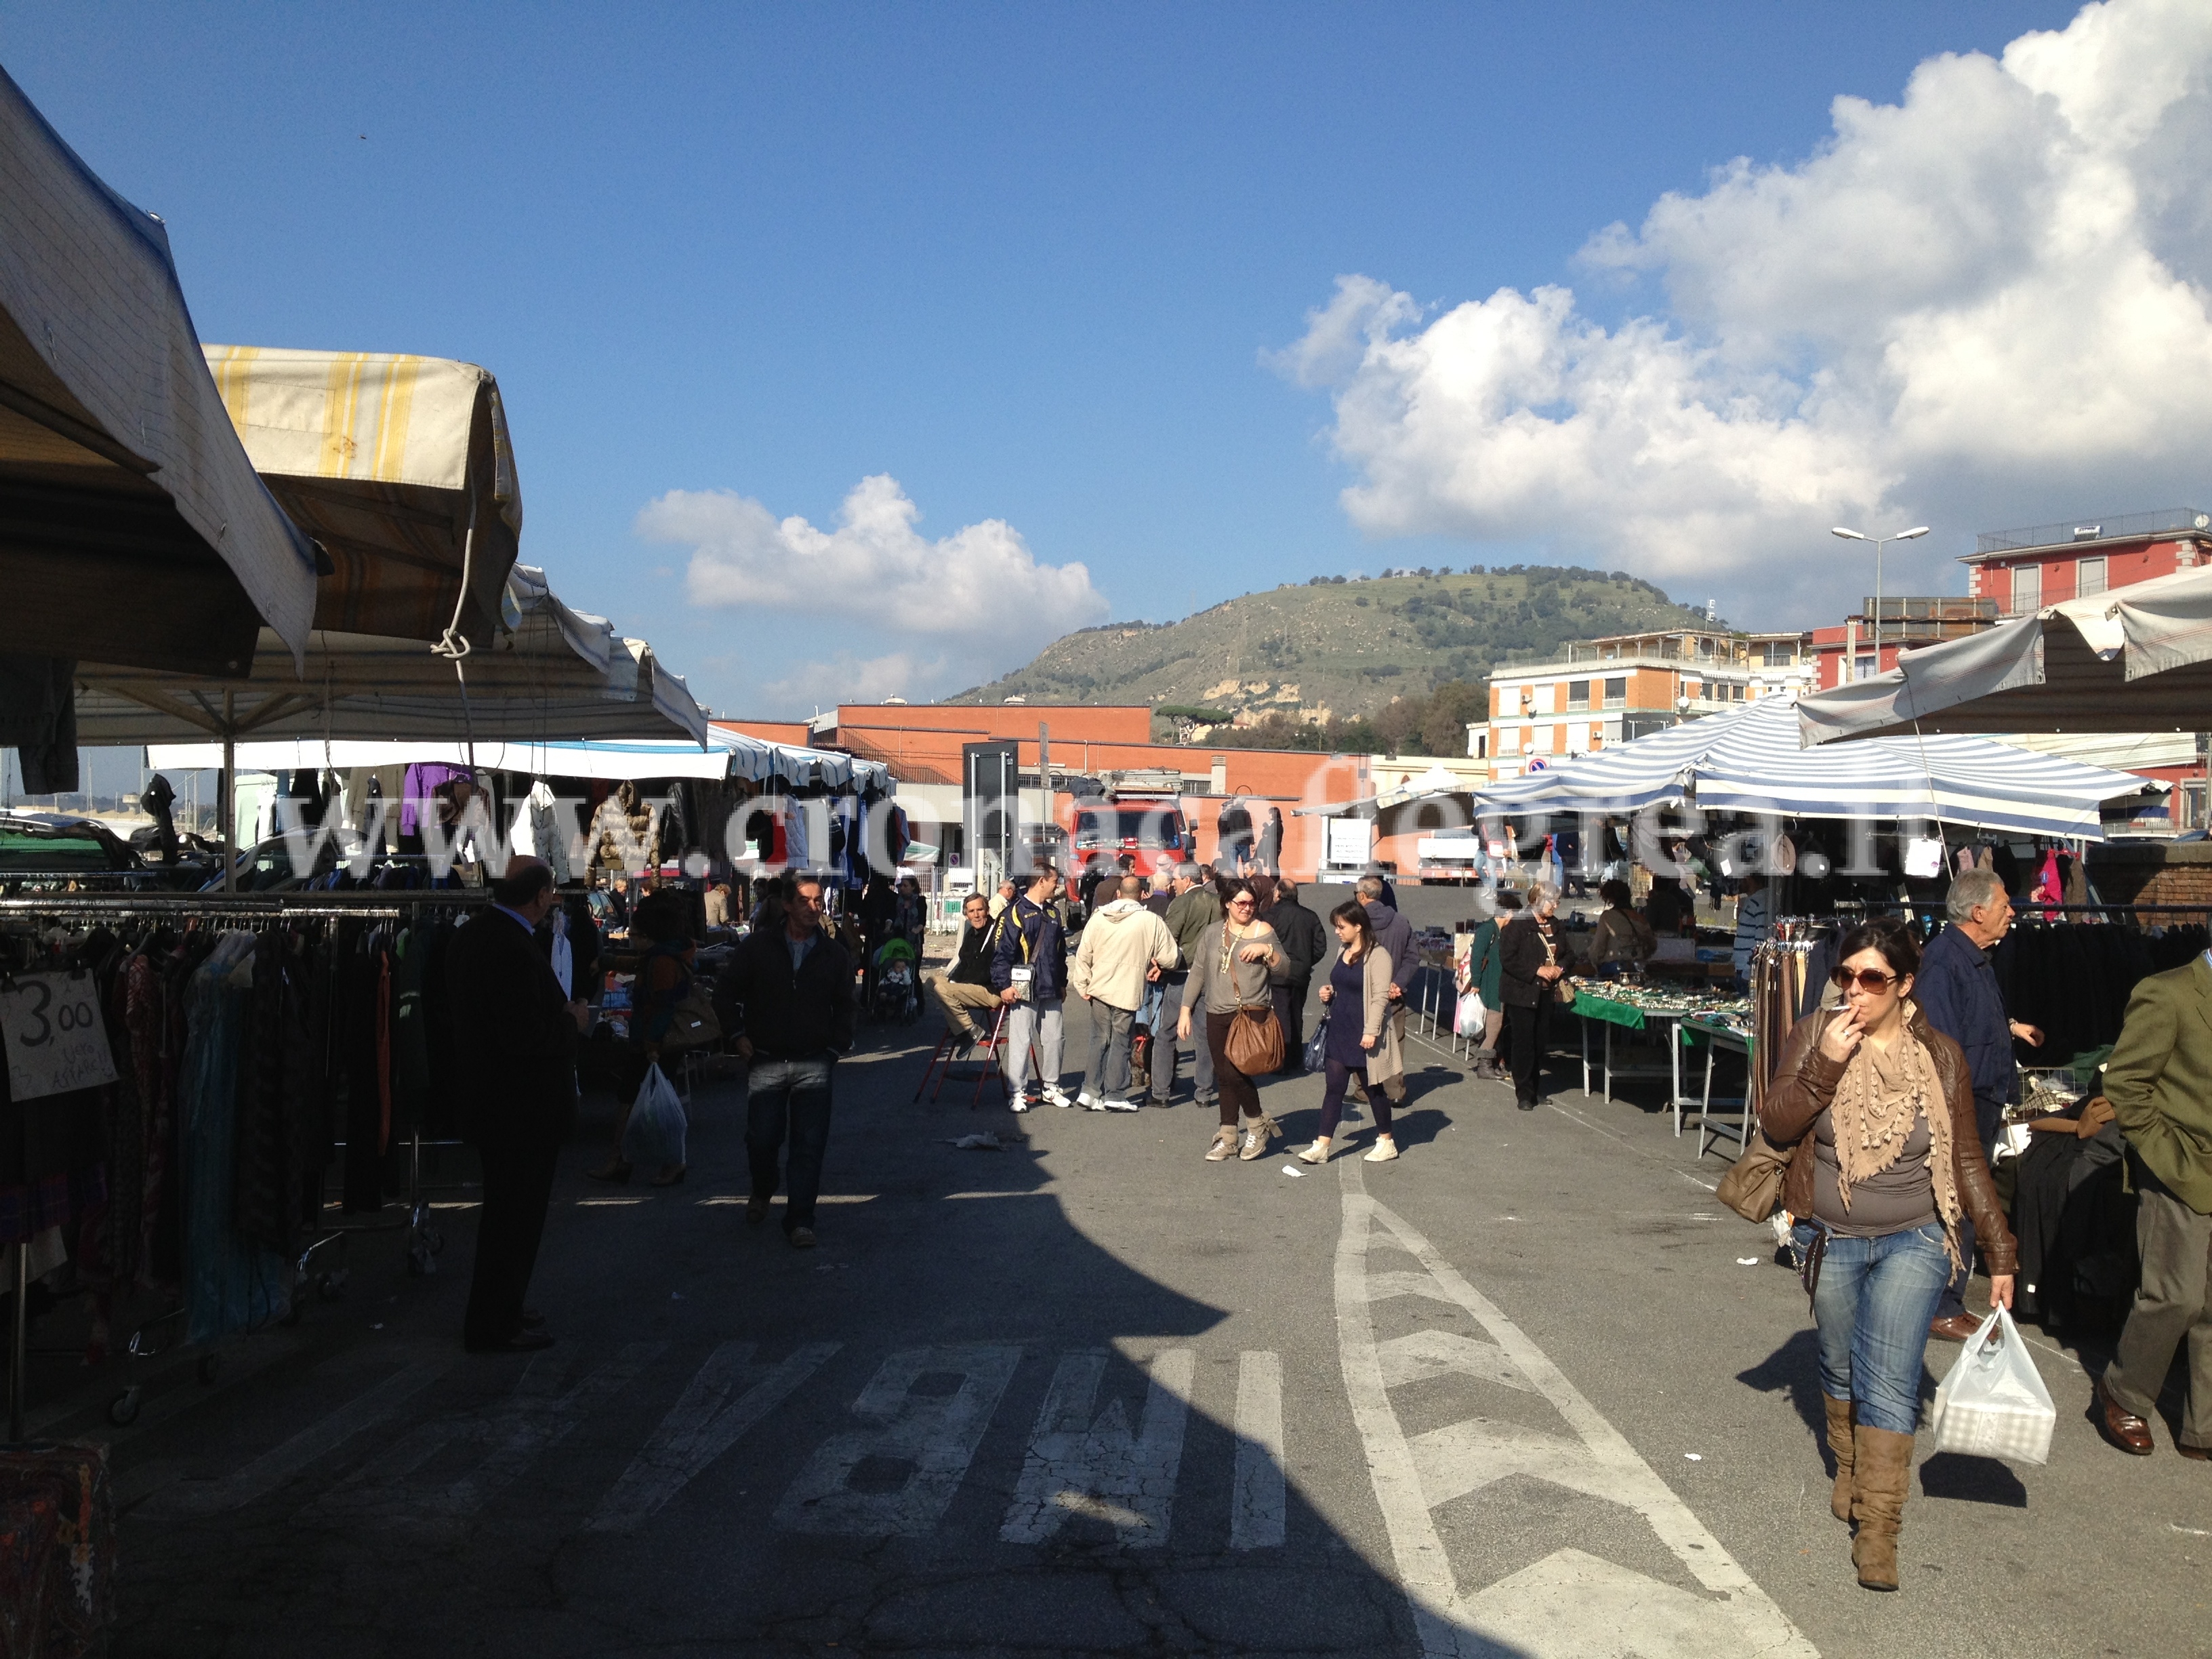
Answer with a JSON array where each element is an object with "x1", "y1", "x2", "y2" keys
[
  {"x1": 447, "y1": 856, "x2": 584, "y2": 1352},
  {"x1": 1359, "y1": 875, "x2": 1417, "y2": 1103},
  {"x1": 1916, "y1": 867, "x2": 2044, "y2": 1338},
  {"x1": 991, "y1": 865, "x2": 1071, "y2": 1109},
  {"x1": 928, "y1": 891, "x2": 1002, "y2": 1046},
  {"x1": 1266, "y1": 878, "x2": 1326, "y2": 1072},
  {"x1": 1153, "y1": 863, "x2": 1223, "y2": 1107},
  {"x1": 724, "y1": 872, "x2": 854, "y2": 1248}
]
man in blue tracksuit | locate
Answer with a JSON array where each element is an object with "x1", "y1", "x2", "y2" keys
[
  {"x1": 991, "y1": 865, "x2": 1071, "y2": 1110},
  {"x1": 1915, "y1": 865, "x2": 2044, "y2": 1339}
]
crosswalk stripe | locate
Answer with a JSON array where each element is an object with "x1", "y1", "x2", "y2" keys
[
  {"x1": 588, "y1": 1340, "x2": 840, "y2": 1533},
  {"x1": 1230, "y1": 1350, "x2": 1286, "y2": 1551},
  {"x1": 1000, "y1": 1348, "x2": 1194, "y2": 1546},
  {"x1": 776, "y1": 1345, "x2": 1021, "y2": 1536},
  {"x1": 160, "y1": 1357, "x2": 448, "y2": 1515}
]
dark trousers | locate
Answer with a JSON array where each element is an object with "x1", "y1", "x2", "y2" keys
[
  {"x1": 1937, "y1": 1093, "x2": 2006, "y2": 1318},
  {"x1": 465, "y1": 1134, "x2": 560, "y2": 1347},
  {"x1": 1320, "y1": 1058, "x2": 1390, "y2": 1139},
  {"x1": 747, "y1": 1053, "x2": 836, "y2": 1233},
  {"x1": 2106, "y1": 1173, "x2": 2212, "y2": 1450},
  {"x1": 1273, "y1": 979, "x2": 1311, "y2": 1071},
  {"x1": 1205, "y1": 1010, "x2": 1263, "y2": 1127},
  {"x1": 1506, "y1": 999, "x2": 1553, "y2": 1105}
]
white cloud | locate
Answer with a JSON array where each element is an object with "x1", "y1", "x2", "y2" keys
[
  {"x1": 766, "y1": 649, "x2": 941, "y2": 710},
  {"x1": 1283, "y1": 0, "x2": 2212, "y2": 615},
  {"x1": 637, "y1": 474, "x2": 1109, "y2": 695}
]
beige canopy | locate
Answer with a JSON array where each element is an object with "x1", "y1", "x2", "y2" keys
[
  {"x1": 0, "y1": 67, "x2": 319, "y2": 674},
  {"x1": 204, "y1": 346, "x2": 521, "y2": 648},
  {"x1": 73, "y1": 563, "x2": 708, "y2": 747}
]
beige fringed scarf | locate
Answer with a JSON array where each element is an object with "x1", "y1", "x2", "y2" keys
[{"x1": 1829, "y1": 1000, "x2": 1963, "y2": 1270}]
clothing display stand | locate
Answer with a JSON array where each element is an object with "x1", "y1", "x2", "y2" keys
[{"x1": 0, "y1": 891, "x2": 489, "y2": 1427}]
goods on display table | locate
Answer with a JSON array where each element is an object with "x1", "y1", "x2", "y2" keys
[{"x1": 1568, "y1": 979, "x2": 1751, "y2": 1135}]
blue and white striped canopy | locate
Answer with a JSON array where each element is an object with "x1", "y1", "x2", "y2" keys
[{"x1": 1477, "y1": 695, "x2": 2141, "y2": 838}]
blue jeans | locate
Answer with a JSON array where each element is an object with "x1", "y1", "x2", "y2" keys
[
  {"x1": 747, "y1": 1054, "x2": 836, "y2": 1233},
  {"x1": 1794, "y1": 1219, "x2": 1952, "y2": 1435}
]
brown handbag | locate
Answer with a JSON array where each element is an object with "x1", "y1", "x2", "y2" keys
[
  {"x1": 1224, "y1": 1002, "x2": 1286, "y2": 1075},
  {"x1": 1716, "y1": 1128, "x2": 1791, "y2": 1223}
]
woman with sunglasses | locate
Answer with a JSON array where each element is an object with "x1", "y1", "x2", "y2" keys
[
  {"x1": 1760, "y1": 916, "x2": 2016, "y2": 1593},
  {"x1": 1179, "y1": 878, "x2": 1284, "y2": 1162}
]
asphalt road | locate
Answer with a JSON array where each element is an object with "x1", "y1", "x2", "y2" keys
[{"x1": 23, "y1": 990, "x2": 2211, "y2": 1657}]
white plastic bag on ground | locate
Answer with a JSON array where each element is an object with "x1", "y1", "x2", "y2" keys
[
  {"x1": 1929, "y1": 1307, "x2": 2055, "y2": 1465},
  {"x1": 622, "y1": 1062, "x2": 687, "y2": 1169}
]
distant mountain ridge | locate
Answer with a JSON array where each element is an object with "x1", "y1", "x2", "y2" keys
[{"x1": 949, "y1": 567, "x2": 1714, "y2": 726}]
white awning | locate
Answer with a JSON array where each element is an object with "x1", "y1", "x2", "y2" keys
[
  {"x1": 73, "y1": 563, "x2": 708, "y2": 746},
  {"x1": 1797, "y1": 566, "x2": 2212, "y2": 743},
  {"x1": 1477, "y1": 695, "x2": 2141, "y2": 839},
  {"x1": 0, "y1": 67, "x2": 318, "y2": 672}
]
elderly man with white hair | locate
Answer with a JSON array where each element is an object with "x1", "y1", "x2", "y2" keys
[{"x1": 1915, "y1": 864, "x2": 2045, "y2": 1340}]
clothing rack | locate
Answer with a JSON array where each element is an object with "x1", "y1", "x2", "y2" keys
[{"x1": 1, "y1": 892, "x2": 491, "y2": 1437}]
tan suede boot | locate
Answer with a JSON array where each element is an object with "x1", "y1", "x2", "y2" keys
[
  {"x1": 1850, "y1": 1425, "x2": 1914, "y2": 1591},
  {"x1": 1822, "y1": 1395, "x2": 1856, "y2": 1523}
]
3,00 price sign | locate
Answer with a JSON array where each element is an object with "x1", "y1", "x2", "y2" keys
[{"x1": 0, "y1": 972, "x2": 119, "y2": 1101}]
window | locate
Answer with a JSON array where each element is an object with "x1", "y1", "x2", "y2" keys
[
  {"x1": 1532, "y1": 683, "x2": 1555, "y2": 714},
  {"x1": 2077, "y1": 555, "x2": 2107, "y2": 597},
  {"x1": 1471, "y1": 731, "x2": 1488, "y2": 760},
  {"x1": 1567, "y1": 678, "x2": 1591, "y2": 712},
  {"x1": 1763, "y1": 640, "x2": 1795, "y2": 667},
  {"x1": 1602, "y1": 676, "x2": 1626, "y2": 709},
  {"x1": 1497, "y1": 726, "x2": 1519, "y2": 754},
  {"x1": 2012, "y1": 565, "x2": 2042, "y2": 614},
  {"x1": 1530, "y1": 725, "x2": 1555, "y2": 754},
  {"x1": 1565, "y1": 722, "x2": 1590, "y2": 752},
  {"x1": 1855, "y1": 655, "x2": 1878, "y2": 680}
]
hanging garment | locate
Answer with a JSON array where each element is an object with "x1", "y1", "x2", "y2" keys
[
  {"x1": 513, "y1": 779, "x2": 576, "y2": 883},
  {"x1": 0, "y1": 653, "x2": 79, "y2": 794},
  {"x1": 179, "y1": 933, "x2": 289, "y2": 1340}
]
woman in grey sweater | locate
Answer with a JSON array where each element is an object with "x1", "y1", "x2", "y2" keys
[{"x1": 1178, "y1": 879, "x2": 1283, "y2": 1161}]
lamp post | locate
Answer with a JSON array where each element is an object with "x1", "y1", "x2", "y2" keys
[{"x1": 1832, "y1": 525, "x2": 1929, "y2": 678}]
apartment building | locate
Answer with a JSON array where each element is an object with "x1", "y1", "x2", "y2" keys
[
  {"x1": 1808, "y1": 596, "x2": 1999, "y2": 689},
  {"x1": 1957, "y1": 508, "x2": 2211, "y2": 614},
  {"x1": 1471, "y1": 628, "x2": 1815, "y2": 782}
]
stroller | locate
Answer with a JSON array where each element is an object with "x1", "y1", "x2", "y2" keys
[{"x1": 871, "y1": 937, "x2": 920, "y2": 1023}]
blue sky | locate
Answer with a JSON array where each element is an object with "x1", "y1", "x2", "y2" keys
[{"x1": 14, "y1": 0, "x2": 2182, "y2": 718}]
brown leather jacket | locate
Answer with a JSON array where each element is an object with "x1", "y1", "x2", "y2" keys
[{"x1": 1759, "y1": 1005, "x2": 2018, "y2": 1274}]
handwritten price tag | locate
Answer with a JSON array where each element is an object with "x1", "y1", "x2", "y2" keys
[{"x1": 1, "y1": 972, "x2": 119, "y2": 1101}]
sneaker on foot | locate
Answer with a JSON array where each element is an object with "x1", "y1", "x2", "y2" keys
[
  {"x1": 1239, "y1": 1115, "x2": 1282, "y2": 1161},
  {"x1": 1043, "y1": 1086, "x2": 1076, "y2": 1109},
  {"x1": 787, "y1": 1226, "x2": 815, "y2": 1249},
  {"x1": 1205, "y1": 1126, "x2": 1240, "y2": 1161},
  {"x1": 1076, "y1": 1090, "x2": 1100, "y2": 1109},
  {"x1": 1364, "y1": 1135, "x2": 1399, "y2": 1163},
  {"x1": 1010, "y1": 1094, "x2": 1034, "y2": 1113}
]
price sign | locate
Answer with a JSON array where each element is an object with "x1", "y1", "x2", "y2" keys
[{"x1": 1, "y1": 973, "x2": 119, "y2": 1101}]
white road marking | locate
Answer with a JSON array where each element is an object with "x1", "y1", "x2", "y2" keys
[
  {"x1": 1334, "y1": 1157, "x2": 1816, "y2": 1658},
  {"x1": 157, "y1": 1357, "x2": 449, "y2": 1515},
  {"x1": 1377, "y1": 1329, "x2": 1532, "y2": 1395},
  {"x1": 1000, "y1": 1348, "x2": 1194, "y2": 1547},
  {"x1": 311, "y1": 1343, "x2": 660, "y2": 1530},
  {"x1": 1231, "y1": 1350, "x2": 1286, "y2": 1551},
  {"x1": 777, "y1": 1345, "x2": 1019, "y2": 1536},
  {"x1": 588, "y1": 1340, "x2": 839, "y2": 1532}
]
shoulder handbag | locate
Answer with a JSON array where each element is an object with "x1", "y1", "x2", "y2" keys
[
  {"x1": 1715, "y1": 1127, "x2": 1790, "y2": 1223},
  {"x1": 1225, "y1": 1001, "x2": 1286, "y2": 1075},
  {"x1": 659, "y1": 980, "x2": 722, "y2": 1054}
]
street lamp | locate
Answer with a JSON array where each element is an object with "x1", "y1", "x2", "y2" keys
[{"x1": 1832, "y1": 525, "x2": 1929, "y2": 677}]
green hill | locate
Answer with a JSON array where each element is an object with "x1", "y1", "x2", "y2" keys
[{"x1": 950, "y1": 566, "x2": 1714, "y2": 730}]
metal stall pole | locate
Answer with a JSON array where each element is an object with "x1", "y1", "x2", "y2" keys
[
  {"x1": 9, "y1": 1242, "x2": 26, "y2": 1441},
  {"x1": 221, "y1": 691, "x2": 237, "y2": 894}
]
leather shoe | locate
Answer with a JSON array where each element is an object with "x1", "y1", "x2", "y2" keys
[
  {"x1": 2095, "y1": 1375, "x2": 2155, "y2": 1455},
  {"x1": 467, "y1": 1328, "x2": 554, "y2": 1354},
  {"x1": 2177, "y1": 1442, "x2": 2210, "y2": 1462},
  {"x1": 1927, "y1": 1314, "x2": 1984, "y2": 1342}
]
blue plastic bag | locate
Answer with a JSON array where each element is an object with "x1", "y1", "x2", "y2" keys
[{"x1": 622, "y1": 1062, "x2": 687, "y2": 1168}]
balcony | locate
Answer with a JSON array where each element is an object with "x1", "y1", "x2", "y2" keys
[{"x1": 1975, "y1": 508, "x2": 2209, "y2": 555}]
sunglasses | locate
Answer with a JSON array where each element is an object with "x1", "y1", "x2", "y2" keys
[
  {"x1": 1832, "y1": 967, "x2": 1901, "y2": 994},
  {"x1": 1227, "y1": 897, "x2": 1255, "y2": 907}
]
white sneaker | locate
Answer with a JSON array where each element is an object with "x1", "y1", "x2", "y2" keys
[
  {"x1": 1103, "y1": 1097, "x2": 1141, "y2": 1112},
  {"x1": 1010, "y1": 1096, "x2": 1033, "y2": 1113},
  {"x1": 1077, "y1": 1091, "x2": 1102, "y2": 1110},
  {"x1": 1044, "y1": 1086, "x2": 1076, "y2": 1109}
]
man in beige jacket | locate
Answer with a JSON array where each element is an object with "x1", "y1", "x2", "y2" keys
[{"x1": 1070, "y1": 876, "x2": 1181, "y2": 1111}]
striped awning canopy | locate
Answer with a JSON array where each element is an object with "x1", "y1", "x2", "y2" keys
[
  {"x1": 0, "y1": 68, "x2": 318, "y2": 672},
  {"x1": 71, "y1": 563, "x2": 708, "y2": 747},
  {"x1": 1478, "y1": 695, "x2": 2141, "y2": 838},
  {"x1": 203, "y1": 346, "x2": 521, "y2": 648},
  {"x1": 1797, "y1": 565, "x2": 2212, "y2": 743}
]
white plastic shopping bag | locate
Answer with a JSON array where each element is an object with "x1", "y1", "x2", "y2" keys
[
  {"x1": 1928, "y1": 1307, "x2": 2055, "y2": 1465},
  {"x1": 1456, "y1": 990, "x2": 1486, "y2": 1035},
  {"x1": 622, "y1": 1062, "x2": 688, "y2": 1169}
]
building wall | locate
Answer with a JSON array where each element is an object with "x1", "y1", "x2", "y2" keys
[
  {"x1": 1963, "y1": 535, "x2": 2203, "y2": 614},
  {"x1": 1475, "y1": 652, "x2": 1811, "y2": 781}
]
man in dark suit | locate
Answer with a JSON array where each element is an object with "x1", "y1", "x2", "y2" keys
[{"x1": 447, "y1": 856, "x2": 585, "y2": 1352}]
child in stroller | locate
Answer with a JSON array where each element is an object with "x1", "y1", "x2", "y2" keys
[{"x1": 871, "y1": 936, "x2": 920, "y2": 1023}]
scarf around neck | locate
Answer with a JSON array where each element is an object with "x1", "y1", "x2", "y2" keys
[{"x1": 1829, "y1": 1000, "x2": 1963, "y2": 1269}]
